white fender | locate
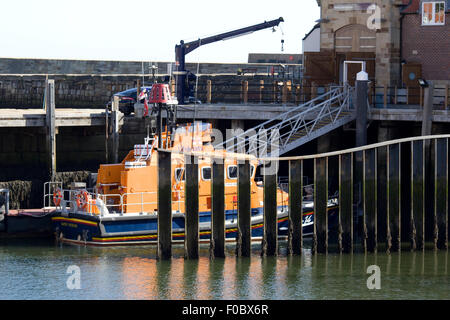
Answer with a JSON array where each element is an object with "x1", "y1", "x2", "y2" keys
[{"x1": 95, "y1": 196, "x2": 110, "y2": 216}]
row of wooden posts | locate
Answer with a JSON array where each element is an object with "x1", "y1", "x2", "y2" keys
[
  {"x1": 376, "y1": 83, "x2": 449, "y2": 108},
  {"x1": 156, "y1": 136, "x2": 450, "y2": 260},
  {"x1": 200, "y1": 80, "x2": 449, "y2": 108}
]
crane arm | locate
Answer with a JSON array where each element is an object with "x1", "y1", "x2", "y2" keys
[
  {"x1": 174, "y1": 17, "x2": 284, "y2": 104},
  {"x1": 180, "y1": 17, "x2": 284, "y2": 55}
]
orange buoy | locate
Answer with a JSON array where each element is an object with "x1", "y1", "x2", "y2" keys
[
  {"x1": 53, "y1": 188, "x2": 63, "y2": 206},
  {"x1": 76, "y1": 190, "x2": 90, "y2": 210}
]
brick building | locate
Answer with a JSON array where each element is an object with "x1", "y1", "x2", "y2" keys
[
  {"x1": 401, "y1": 0, "x2": 450, "y2": 82},
  {"x1": 305, "y1": 0, "x2": 448, "y2": 87}
]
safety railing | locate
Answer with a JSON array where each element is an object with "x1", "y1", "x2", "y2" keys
[{"x1": 218, "y1": 85, "x2": 354, "y2": 156}]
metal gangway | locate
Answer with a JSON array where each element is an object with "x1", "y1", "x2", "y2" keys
[{"x1": 219, "y1": 85, "x2": 355, "y2": 157}]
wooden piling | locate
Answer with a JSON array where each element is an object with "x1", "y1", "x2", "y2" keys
[
  {"x1": 236, "y1": 160, "x2": 251, "y2": 257},
  {"x1": 210, "y1": 159, "x2": 225, "y2": 258},
  {"x1": 111, "y1": 95, "x2": 120, "y2": 164},
  {"x1": 282, "y1": 82, "x2": 288, "y2": 104},
  {"x1": 206, "y1": 80, "x2": 212, "y2": 104},
  {"x1": 406, "y1": 87, "x2": 409, "y2": 105},
  {"x1": 314, "y1": 157, "x2": 328, "y2": 254},
  {"x1": 105, "y1": 104, "x2": 109, "y2": 163},
  {"x1": 259, "y1": 80, "x2": 264, "y2": 104},
  {"x1": 311, "y1": 82, "x2": 317, "y2": 100},
  {"x1": 411, "y1": 140, "x2": 425, "y2": 251},
  {"x1": 445, "y1": 85, "x2": 449, "y2": 109},
  {"x1": 262, "y1": 166, "x2": 278, "y2": 256},
  {"x1": 185, "y1": 155, "x2": 199, "y2": 259},
  {"x1": 387, "y1": 143, "x2": 401, "y2": 252},
  {"x1": 295, "y1": 84, "x2": 301, "y2": 105},
  {"x1": 364, "y1": 149, "x2": 377, "y2": 252},
  {"x1": 158, "y1": 150, "x2": 172, "y2": 260},
  {"x1": 339, "y1": 153, "x2": 353, "y2": 253},
  {"x1": 288, "y1": 160, "x2": 302, "y2": 255},
  {"x1": 45, "y1": 79, "x2": 56, "y2": 180},
  {"x1": 242, "y1": 80, "x2": 248, "y2": 104},
  {"x1": 272, "y1": 81, "x2": 277, "y2": 103},
  {"x1": 435, "y1": 138, "x2": 448, "y2": 249},
  {"x1": 394, "y1": 86, "x2": 398, "y2": 105},
  {"x1": 420, "y1": 87, "x2": 423, "y2": 107}
]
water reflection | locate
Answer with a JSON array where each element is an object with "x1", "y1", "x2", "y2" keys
[{"x1": 0, "y1": 240, "x2": 448, "y2": 300}]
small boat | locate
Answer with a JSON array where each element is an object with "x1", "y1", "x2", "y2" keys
[{"x1": 50, "y1": 121, "x2": 338, "y2": 246}]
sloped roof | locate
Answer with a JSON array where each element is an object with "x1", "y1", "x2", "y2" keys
[{"x1": 303, "y1": 23, "x2": 320, "y2": 40}]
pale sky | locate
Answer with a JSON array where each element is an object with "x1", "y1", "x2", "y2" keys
[{"x1": 0, "y1": 0, "x2": 320, "y2": 63}]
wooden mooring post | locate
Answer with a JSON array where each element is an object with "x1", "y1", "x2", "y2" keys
[
  {"x1": 314, "y1": 157, "x2": 328, "y2": 254},
  {"x1": 387, "y1": 143, "x2": 401, "y2": 252},
  {"x1": 411, "y1": 140, "x2": 425, "y2": 251},
  {"x1": 288, "y1": 160, "x2": 302, "y2": 255},
  {"x1": 339, "y1": 153, "x2": 353, "y2": 253},
  {"x1": 236, "y1": 160, "x2": 251, "y2": 257},
  {"x1": 262, "y1": 164, "x2": 278, "y2": 256},
  {"x1": 158, "y1": 150, "x2": 172, "y2": 260},
  {"x1": 435, "y1": 138, "x2": 448, "y2": 250},
  {"x1": 185, "y1": 155, "x2": 199, "y2": 259},
  {"x1": 363, "y1": 148, "x2": 377, "y2": 253},
  {"x1": 210, "y1": 159, "x2": 225, "y2": 258}
]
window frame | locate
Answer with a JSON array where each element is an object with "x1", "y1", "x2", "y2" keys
[
  {"x1": 226, "y1": 165, "x2": 255, "y2": 180},
  {"x1": 174, "y1": 168, "x2": 185, "y2": 182},
  {"x1": 201, "y1": 166, "x2": 212, "y2": 181},
  {"x1": 422, "y1": 1, "x2": 446, "y2": 26}
]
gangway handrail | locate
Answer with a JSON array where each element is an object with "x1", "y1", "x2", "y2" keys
[{"x1": 218, "y1": 85, "x2": 354, "y2": 156}]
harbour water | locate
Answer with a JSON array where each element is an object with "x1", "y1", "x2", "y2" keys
[{"x1": 0, "y1": 238, "x2": 448, "y2": 300}]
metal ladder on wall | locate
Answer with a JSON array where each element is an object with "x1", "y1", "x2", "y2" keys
[{"x1": 219, "y1": 85, "x2": 355, "y2": 157}]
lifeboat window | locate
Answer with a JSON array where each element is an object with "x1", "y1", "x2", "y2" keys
[
  {"x1": 227, "y1": 165, "x2": 255, "y2": 179},
  {"x1": 201, "y1": 167, "x2": 212, "y2": 181},
  {"x1": 227, "y1": 165, "x2": 238, "y2": 179},
  {"x1": 175, "y1": 168, "x2": 185, "y2": 181}
]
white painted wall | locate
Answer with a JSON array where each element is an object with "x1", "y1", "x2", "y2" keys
[{"x1": 302, "y1": 27, "x2": 321, "y2": 53}]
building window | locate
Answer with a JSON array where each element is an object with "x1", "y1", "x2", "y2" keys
[{"x1": 422, "y1": 1, "x2": 445, "y2": 25}]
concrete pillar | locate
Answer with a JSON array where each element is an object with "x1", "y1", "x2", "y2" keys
[
  {"x1": 421, "y1": 81, "x2": 434, "y2": 137},
  {"x1": 45, "y1": 79, "x2": 56, "y2": 180},
  {"x1": 355, "y1": 75, "x2": 369, "y2": 148}
]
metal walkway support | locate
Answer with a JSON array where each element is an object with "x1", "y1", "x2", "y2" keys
[{"x1": 219, "y1": 86, "x2": 355, "y2": 157}]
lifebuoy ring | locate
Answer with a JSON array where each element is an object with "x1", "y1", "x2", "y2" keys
[
  {"x1": 76, "y1": 190, "x2": 90, "y2": 210},
  {"x1": 173, "y1": 183, "x2": 181, "y2": 201},
  {"x1": 53, "y1": 188, "x2": 63, "y2": 206}
]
